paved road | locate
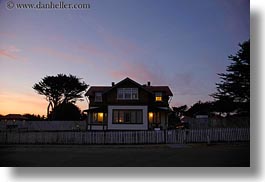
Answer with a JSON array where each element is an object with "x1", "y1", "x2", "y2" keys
[{"x1": 0, "y1": 143, "x2": 250, "y2": 167}]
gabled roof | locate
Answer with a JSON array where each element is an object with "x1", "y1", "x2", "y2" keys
[
  {"x1": 102, "y1": 77, "x2": 153, "y2": 95},
  {"x1": 85, "y1": 86, "x2": 111, "y2": 96},
  {"x1": 85, "y1": 77, "x2": 173, "y2": 96},
  {"x1": 145, "y1": 86, "x2": 173, "y2": 96}
]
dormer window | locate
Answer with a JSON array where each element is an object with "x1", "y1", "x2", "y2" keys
[
  {"x1": 95, "y1": 92, "x2": 102, "y2": 102},
  {"x1": 155, "y1": 92, "x2": 162, "y2": 102},
  {"x1": 117, "y1": 88, "x2": 138, "y2": 100}
]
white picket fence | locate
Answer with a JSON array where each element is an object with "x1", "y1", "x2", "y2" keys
[{"x1": 0, "y1": 128, "x2": 249, "y2": 144}]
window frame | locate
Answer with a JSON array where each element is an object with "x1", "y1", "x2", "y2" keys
[
  {"x1": 117, "y1": 88, "x2": 139, "y2": 100},
  {"x1": 155, "y1": 92, "x2": 163, "y2": 102},
  {"x1": 94, "y1": 92, "x2": 103, "y2": 102},
  {"x1": 92, "y1": 112, "x2": 106, "y2": 123},
  {"x1": 112, "y1": 109, "x2": 143, "y2": 124},
  {"x1": 148, "y1": 112, "x2": 161, "y2": 124}
]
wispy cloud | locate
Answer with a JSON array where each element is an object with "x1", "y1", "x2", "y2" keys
[
  {"x1": 0, "y1": 45, "x2": 24, "y2": 61},
  {"x1": 109, "y1": 61, "x2": 165, "y2": 85},
  {"x1": 0, "y1": 49, "x2": 17, "y2": 60}
]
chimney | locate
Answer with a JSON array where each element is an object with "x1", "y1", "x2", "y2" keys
[
  {"x1": 147, "y1": 81, "x2": 151, "y2": 86},
  {"x1": 112, "y1": 82, "x2": 115, "y2": 86}
]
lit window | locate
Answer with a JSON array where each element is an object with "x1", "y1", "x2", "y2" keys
[
  {"x1": 149, "y1": 112, "x2": 154, "y2": 123},
  {"x1": 155, "y1": 92, "x2": 162, "y2": 101},
  {"x1": 113, "y1": 110, "x2": 142, "y2": 124},
  {"x1": 148, "y1": 112, "x2": 161, "y2": 124},
  {"x1": 93, "y1": 112, "x2": 104, "y2": 123},
  {"x1": 98, "y1": 112, "x2": 103, "y2": 122},
  {"x1": 95, "y1": 92, "x2": 102, "y2": 102},
  {"x1": 117, "y1": 88, "x2": 138, "y2": 100}
]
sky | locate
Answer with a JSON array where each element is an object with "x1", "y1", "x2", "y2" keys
[{"x1": 0, "y1": 0, "x2": 249, "y2": 116}]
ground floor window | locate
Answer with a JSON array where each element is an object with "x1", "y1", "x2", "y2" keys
[
  {"x1": 92, "y1": 112, "x2": 106, "y2": 123},
  {"x1": 113, "y1": 110, "x2": 143, "y2": 124},
  {"x1": 148, "y1": 112, "x2": 161, "y2": 124}
]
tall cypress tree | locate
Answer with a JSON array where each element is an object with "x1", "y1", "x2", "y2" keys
[{"x1": 211, "y1": 40, "x2": 250, "y2": 115}]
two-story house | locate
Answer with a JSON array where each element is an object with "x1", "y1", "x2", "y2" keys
[{"x1": 85, "y1": 77, "x2": 173, "y2": 130}]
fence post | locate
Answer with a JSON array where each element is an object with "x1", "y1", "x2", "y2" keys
[
  {"x1": 207, "y1": 135, "x2": 211, "y2": 145},
  {"x1": 164, "y1": 130, "x2": 167, "y2": 144},
  {"x1": 5, "y1": 131, "x2": 8, "y2": 144},
  {"x1": 103, "y1": 131, "x2": 106, "y2": 144}
]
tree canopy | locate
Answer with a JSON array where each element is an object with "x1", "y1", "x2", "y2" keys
[
  {"x1": 51, "y1": 102, "x2": 81, "y2": 121},
  {"x1": 211, "y1": 40, "x2": 250, "y2": 115},
  {"x1": 33, "y1": 74, "x2": 88, "y2": 118},
  {"x1": 185, "y1": 101, "x2": 214, "y2": 117},
  {"x1": 172, "y1": 105, "x2": 188, "y2": 118}
]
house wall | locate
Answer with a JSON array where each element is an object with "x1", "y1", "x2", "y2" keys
[
  {"x1": 90, "y1": 125, "x2": 106, "y2": 130},
  {"x1": 107, "y1": 105, "x2": 148, "y2": 130},
  {"x1": 160, "y1": 112, "x2": 167, "y2": 129},
  {"x1": 105, "y1": 83, "x2": 151, "y2": 105},
  {"x1": 87, "y1": 79, "x2": 172, "y2": 130}
]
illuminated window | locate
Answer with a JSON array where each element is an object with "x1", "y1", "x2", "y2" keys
[
  {"x1": 95, "y1": 92, "x2": 102, "y2": 102},
  {"x1": 113, "y1": 110, "x2": 142, "y2": 124},
  {"x1": 148, "y1": 112, "x2": 154, "y2": 123},
  {"x1": 117, "y1": 88, "x2": 138, "y2": 100},
  {"x1": 98, "y1": 112, "x2": 104, "y2": 122},
  {"x1": 148, "y1": 112, "x2": 161, "y2": 123},
  {"x1": 93, "y1": 112, "x2": 104, "y2": 123},
  {"x1": 155, "y1": 92, "x2": 162, "y2": 101}
]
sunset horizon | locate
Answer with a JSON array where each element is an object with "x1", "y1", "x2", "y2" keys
[{"x1": 0, "y1": 0, "x2": 249, "y2": 116}]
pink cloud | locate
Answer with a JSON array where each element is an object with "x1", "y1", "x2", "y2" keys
[
  {"x1": 0, "y1": 49, "x2": 17, "y2": 60},
  {"x1": 107, "y1": 60, "x2": 212, "y2": 107},
  {"x1": 0, "y1": 45, "x2": 25, "y2": 61},
  {"x1": 109, "y1": 61, "x2": 164, "y2": 85}
]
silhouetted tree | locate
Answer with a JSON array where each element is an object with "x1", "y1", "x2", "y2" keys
[
  {"x1": 211, "y1": 40, "x2": 250, "y2": 115},
  {"x1": 167, "y1": 105, "x2": 187, "y2": 129},
  {"x1": 33, "y1": 74, "x2": 88, "y2": 118},
  {"x1": 168, "y1": 112, "x2": 180, "y2": 129},
  {"x1": 185, "y1": 101, "x2": 214, "y2": 117},
  {"x1": 172, "y1": 105, "x2": 188, "y2": 118},
  {"x1": 51, "y1": 102, "x2": 81, "y2": 121},
  {"x1": 212, "y1": 98, "x2": 236, "y2": 116}
]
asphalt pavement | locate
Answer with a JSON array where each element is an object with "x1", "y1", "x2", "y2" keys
[{"x1": 0, "y1": 142, "x2": 250, "y2": 167}]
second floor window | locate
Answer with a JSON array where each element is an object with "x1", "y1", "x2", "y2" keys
[
  {"x1": 95, "y1": 92, "x2": 102, "y2": 102},
  {"x1": 117, "y1": 88, "x2": 138, "y2": 100},
  {"x1": 155, "y1": 92, "x2": 162, "y2": 102}
]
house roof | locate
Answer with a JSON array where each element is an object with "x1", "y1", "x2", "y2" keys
[
  {"x1": 145, "y1": 86, "x2": 173, "y2": 96},
  {"x1": 0, "y1": 114, "x2": 28, "y2": 120},
  {"x1": 102, "y1": 77, "x2": 154, "y2": 95},
  {"x1": 85, "y1": 77, "x2": 173, "y2": 96},
  {"x1": 85, "y1": 86, "x2": 111, "y2": 96}
]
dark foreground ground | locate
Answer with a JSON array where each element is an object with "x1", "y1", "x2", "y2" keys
[{"x1": 0, "y1": 142, "x2": 250, "y2": 167}]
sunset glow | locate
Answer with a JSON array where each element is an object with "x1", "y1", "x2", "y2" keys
[{"x1": 0, "y1": 0, "x2": 249, "y2": 116}]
